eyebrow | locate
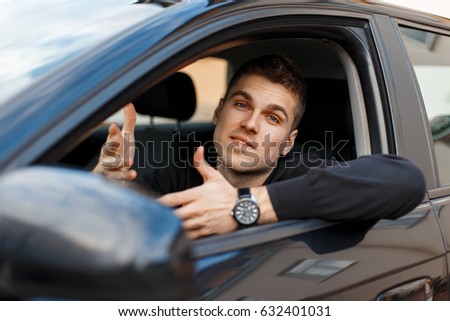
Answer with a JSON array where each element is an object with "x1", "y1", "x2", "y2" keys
[
  {"x1": 266, "y1": 104, "x2": 289, "y2": 121},
  {"x1": 230, "y1": 90, "x2": 290, "y2": 121},
  {"x1": 230, "y1": 90, "x2": 252, "y2": 101}
]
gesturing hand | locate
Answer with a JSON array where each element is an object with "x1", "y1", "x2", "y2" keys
[
  {"x1": 93, "y1": 103, "x2": 137, "y2": 180},
  {"x1": 158, "y1": 146, "x2": 239, "y2": 240}
]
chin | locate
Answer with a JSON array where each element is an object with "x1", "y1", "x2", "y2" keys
[
  {"x1": 223, "y1": 149, "x2": 277, "y2": 172},
  {"x1": 229, "y1": 159, "x2": 269, "y2": 173}
]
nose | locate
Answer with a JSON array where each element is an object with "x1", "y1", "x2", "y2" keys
[{"x1": 240, "y1": 112, "x2": 259, "y2": 133}]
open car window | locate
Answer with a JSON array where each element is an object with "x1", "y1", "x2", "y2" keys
[{"x1": 60, "y1": 35, "x2": 373, "y2": 172}]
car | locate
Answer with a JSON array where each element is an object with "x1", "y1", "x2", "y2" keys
[{"x1": 0, "y1": 0, "x2": 449, "y2": 301}]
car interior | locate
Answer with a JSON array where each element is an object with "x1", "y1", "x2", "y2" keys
[{"x1": 60, "y1": 37, "x2": 370, "y2": 182}]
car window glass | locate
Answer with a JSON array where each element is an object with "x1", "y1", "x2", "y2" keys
[{"x1": 400, "y1": 27, "x2": 450, "y2": 186}]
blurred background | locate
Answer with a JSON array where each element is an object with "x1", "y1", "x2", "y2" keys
[{"x1": 380, "y1": 0, "x2": 450, "y2": 18}]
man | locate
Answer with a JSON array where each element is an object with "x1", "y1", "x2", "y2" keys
[{"x1": 94, "y1": 55, "x2": 426, "y2": 240}]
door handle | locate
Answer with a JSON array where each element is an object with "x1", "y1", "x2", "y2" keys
[{"x1": 376, "y1": 278, "x2": 433, "y2": 301}]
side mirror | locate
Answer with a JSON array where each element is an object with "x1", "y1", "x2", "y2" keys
[{"x1": 0, "y1": 167, "x2": 193, "y2": 300}]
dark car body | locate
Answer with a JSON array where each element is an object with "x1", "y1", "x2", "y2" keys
[{"x1": 0, "y1": 0, "x2": 450, "y2": 300}]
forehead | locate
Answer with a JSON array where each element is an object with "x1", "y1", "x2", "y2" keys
[
  {"x1": 228, "y1": 74, "x2": 299, "y2": 110},
  {"x1": 233, "y1": 73, "x2": 296, "y2": 94}
]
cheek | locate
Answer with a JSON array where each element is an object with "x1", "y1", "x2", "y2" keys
[
  {"x1": 261, "y1": 131, "x2": 294, "y2": 158},
  {"x1": 213, "y1": 114, "x2": 232, "y2": 148},
  {"x1": 259, "y1": 126, "x2": 289, "y2": 145},
  {"x1": 216, "y1": 109, "x2": 242, "y2": 131}
]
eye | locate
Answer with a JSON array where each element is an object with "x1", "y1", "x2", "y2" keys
[
  {"x1": 267, "y1": 114, "x2": 280, "y2": 124},
  {"x1": 235, "y1": 102, "x2": 248, "y2": 109}
]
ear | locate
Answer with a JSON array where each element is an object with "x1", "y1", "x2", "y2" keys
[
  {"x1": 281, "y1": 129, "x2": 298, "y2": 156},
  {"x1": 213, "y1": 98, "x2": 224, "y2": 125}
]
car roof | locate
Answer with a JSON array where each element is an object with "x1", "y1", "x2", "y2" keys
[
  {"x1": 221, "y1": 0, "x2": 450, "y2": 26},
  {"x1": 354, "y1": 0, "x2": 449, "y2": 24}
]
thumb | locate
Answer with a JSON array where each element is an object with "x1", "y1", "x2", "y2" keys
[{"x1": 193, "y1": 146, "x2": 217, "y2": 181}]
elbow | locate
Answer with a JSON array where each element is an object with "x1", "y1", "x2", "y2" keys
[
  {"x1": 400, "y1": 158, "x2": 426, "y2": 203},
  {"x1": 407, "y1": 164, "x2": 426, "y2": 206},
  {"x1": 385, "y1": 157, "x2": 427, "y2": 219}
]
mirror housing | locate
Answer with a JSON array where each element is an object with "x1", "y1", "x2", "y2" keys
[{"x1": 0, "y1": 167, "x2": 193, "y2": 300}]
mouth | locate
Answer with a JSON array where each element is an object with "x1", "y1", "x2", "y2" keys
[{"x1": 230, "y1": 135, "x2": 258, "y2": 149}]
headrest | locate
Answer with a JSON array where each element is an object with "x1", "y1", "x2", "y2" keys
[
  {"x1": 297, "y1": 78, "x2": 349, "y2": 132},
  {"x1": 132, "y1": 72, "x2": 196, "y2": 121},
  {"x1": 295, "y1": 78, "x2": 355, "y2": 159}
]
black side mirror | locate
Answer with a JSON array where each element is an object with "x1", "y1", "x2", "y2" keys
[{"x1": 0, "y1": 167, "x2": 193, "y2": 300}]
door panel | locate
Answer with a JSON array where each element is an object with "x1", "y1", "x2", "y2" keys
[
  {"x1": 431, "y1": 195, "x2": 450, "y2": 299},
  {"x1": 194, "y1": 203, "x2": 447, "y2": 300}
]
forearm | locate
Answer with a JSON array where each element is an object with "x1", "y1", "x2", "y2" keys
[{"x1": 266, "y1": 154, "x2": 426, "y2": 221}]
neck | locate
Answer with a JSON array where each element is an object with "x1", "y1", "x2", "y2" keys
[{"x1": 217, "y1": 164, "x2": 274, "y2": 188}]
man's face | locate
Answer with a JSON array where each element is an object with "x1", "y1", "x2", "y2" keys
[{"x1": 213, "y1": 74, "x2": 299, "y2": 174}]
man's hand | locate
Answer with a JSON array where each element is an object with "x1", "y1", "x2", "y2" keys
[
  {"x1": 93, "y1": 103, "x2": 137, "y2": 180},
  {"x1": 158, "y1": 146, "x2": 239, "y2": 240}
]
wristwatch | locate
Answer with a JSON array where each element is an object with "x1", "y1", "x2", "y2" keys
[{"x1": 231, "y1": 188, "x2": 260, "y2": 227}]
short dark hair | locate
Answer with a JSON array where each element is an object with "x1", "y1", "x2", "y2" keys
[{"x1": 225, "y1": 54, "x2": 307, "y2": 129}]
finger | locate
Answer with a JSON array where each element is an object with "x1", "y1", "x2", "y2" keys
[
  {"x1": 102, "y1": 169, "x2": 137, "y2": 180},
  {"x1": 123, "y1": 138, "x2": 135, "y2": 169},
  {"x1": 158, "y1": 188, "x2": 198, "y2": 207},
  {"x1": 101, "y1": 123, "x2": 123, "y2": 160},
  {"x1": 180, "y1": 216, "x2": 204, "y2": 231},
  {"x1": 125, "y1": 169, "x2": 137, "y2": 180},
  {"x1": 122, "y1": 103, "x2": 137, "y2": 134},
  {"x1": 193, "y1": 146, "x2": 217, "y2": 181},
  {"x1": 101, "y1": 139, "x2": 120, "y2": 158},
  {"x1": 97, "y1": 123, "x2": 125, "y2": 171},
  {"x1": 107, "y1": 123, "x2": 122, "y2": 142},
  {"x1": 185, "y1": 229, "x2": 207, "y2": 240},
  {"x1": 173, "y1": 202, "x2": 200, "y2": 220},
  {"x1": 121, "y1": 104, "x2": 136, "y2": 168}
]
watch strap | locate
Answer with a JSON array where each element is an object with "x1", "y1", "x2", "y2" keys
[{"x1": 238, "y1": 187, "x2": 251, "y2": 198}]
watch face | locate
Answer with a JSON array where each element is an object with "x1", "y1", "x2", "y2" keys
[{"x1": 234, "y1": 199, "x2": 259, "y2": 226}]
